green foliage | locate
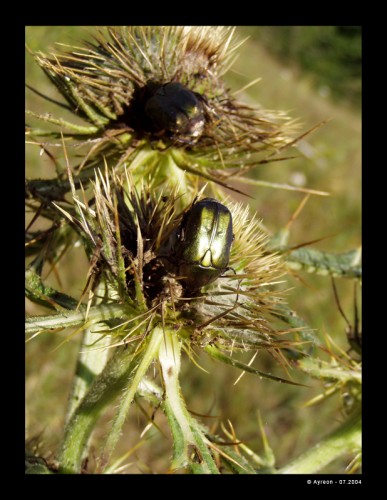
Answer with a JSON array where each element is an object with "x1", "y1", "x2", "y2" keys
[{"x1": 247, "y1": 26, "x2": 361, "y2": 107}]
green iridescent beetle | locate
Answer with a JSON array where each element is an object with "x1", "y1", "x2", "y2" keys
[{"x1": 173, "y1": 198, "x2": 234, "y2": 290}]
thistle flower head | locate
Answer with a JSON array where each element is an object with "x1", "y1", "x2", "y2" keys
[
  {"x1": 57, "y1": 167, "x2": 298, "y2": 381},
  {"x1": 34, "y1": 27, "x2": 238, "y2": 118},
  {"x1": 27, "y1": 26, "x2": 297, "y2": 197}
]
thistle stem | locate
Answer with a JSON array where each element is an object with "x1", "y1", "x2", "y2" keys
[
  {"x1": 25, "y1": 303, "x2": 132, "y2": 335},
  {"x1": 159, "y1": 332, "x2": 193, "y2": 442},
  {"x1": 65, "y1": 282, "x2": 113, "y2": 422},
  {"x1": 299, "y1": 357, "x2": 362, "y2": 384},
  {"x1": 57, "y1": 326, "x2": 162, "y2": 474},
  {"x1": 64, "y1": 327, "x2": 111, "y2": 423},
  {"x1": 25, "y1": 109, "x2": 100, "y2": 134},
  {"x1": 277, "y1": 409, "x2": 361, "y2": 474},
  {"x1": 100, "y1": 325, "x2": 164, "y2": 471},
  {"x1": 159, "y1": 330, "x2": 219, "y2": 474}
]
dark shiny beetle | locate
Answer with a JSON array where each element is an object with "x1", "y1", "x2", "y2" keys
[
  {"x1": 144, "y1": 82, "x2": 206, "y2": 143},
  {"x1": 174, "y1": 198, "x2": 234, "y2": 289}
]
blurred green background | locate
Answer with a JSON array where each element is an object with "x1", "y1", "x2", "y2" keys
[{"x1": 25, "y1": 26, "x2": 361, "y2": 473}]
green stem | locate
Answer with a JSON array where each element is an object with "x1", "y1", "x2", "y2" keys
[
  {"x1": 65, "y1": 282, "x2": 113, "y2": 422},
  {"x1": 278, "y1": 409, "x2": 361, "y2": 474},
  {"x1": 100, "y1": 326, "x2": 164, "y2": 471},
  {"x1": 25, "y1": 109, "x2": 100, "y2": 134},
  {"x1": 65, "y1": 325, "x2": 112, "y2": 423},
  {"x1": 232, "y1": 175, "x2": 330, "y2": 196},
  {"x1": 57, "y1": 328, "x2": 160, "y2": 474},
  {"x1": 25, "y1": 267, "x2": 80, "y2": 311},
  {"x1": 159, "y1": 333, "x2": 193, "y2": 442},
  {"x1": 25, "y1": 303, "x2": 131, "y2": 335},
  {"x1": 159, "y1": 330, "x2": 219, "y2": 474},
  {"x1": 299, "y1": 357, "x2": 362, "y2": 384},
  {"x1": 137, "y1": 377, "x2": 258, "y2": 474},
  {"x1": 285, "y1": 247, "x2": 362, "y2": 279}
]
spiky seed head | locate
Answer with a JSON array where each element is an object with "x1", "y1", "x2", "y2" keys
[
  {"x1": 62, "y1": 169, "x2": 291, "y2": 358},
  {"x1": 28, "y1": 26, "x2": 296, "y2": 174},
  {"x1": 32, "y1": 27, "x2": 238, "y2": 121}
]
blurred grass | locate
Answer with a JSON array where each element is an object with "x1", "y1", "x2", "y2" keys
[
  {"x1": 229, "y1": 28, "x2": 361, "y2": 339},
  {"x1": 25, "y1": 26, "x2": 361, "y2": 473},
  {"x1": 247, "y1": 26, "x2": 361, "y2": 108}
]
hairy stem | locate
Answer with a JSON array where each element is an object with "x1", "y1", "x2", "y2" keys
[
  {"x1": 65, "y1": 282, "x2": 117, "y2": 422},
  {"x1": 57, "y1": 327, "x2": 161, "y2": 474},
  {"x1": 65, "y1": 326, "x2": 112, "y2": 423},
  {"x1": 100, "y1": 326, "x2": 164, "y2": 471},
  {"x1": 159, "y1": 330, "x2": 219, "y2": 474},
  {"x1": 278, "y1": 409, "x2": 361, "y2": 474},
  {"x1": 25, "y1": 303, "x2": 132, "y2": 335}
]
